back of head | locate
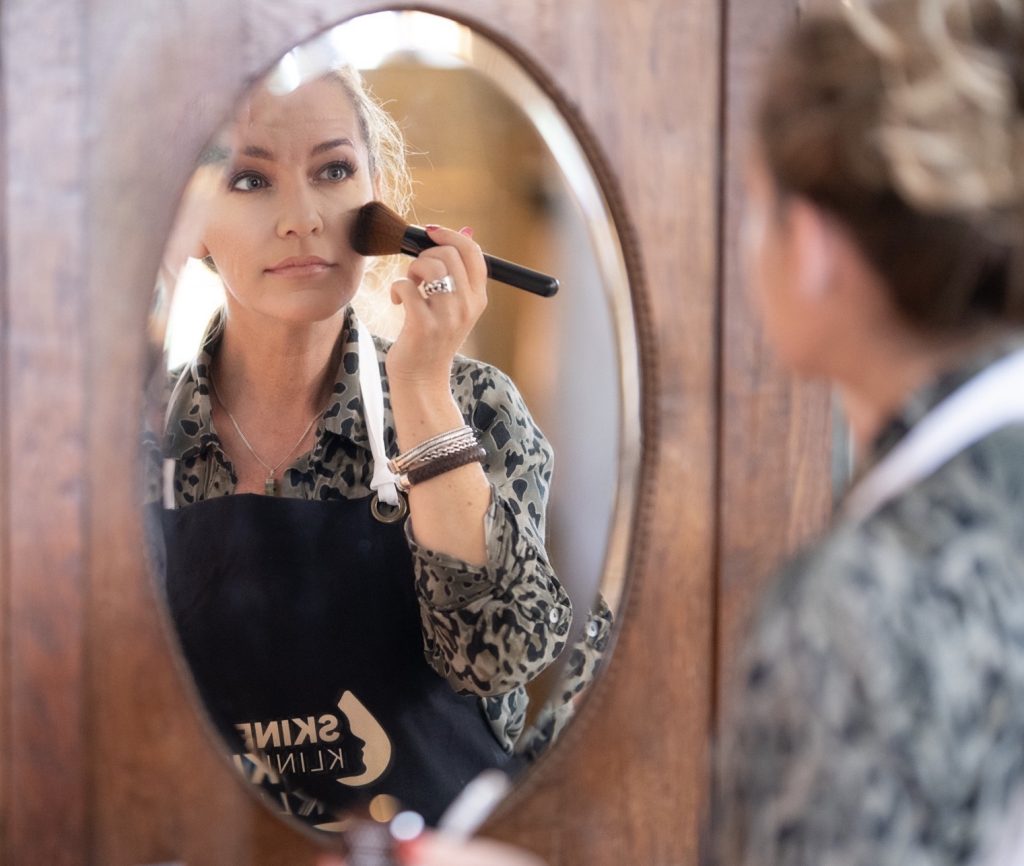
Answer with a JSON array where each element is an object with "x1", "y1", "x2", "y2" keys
[{"x1": 757, "y1": 0, "x2": 1024, "y2": 333}]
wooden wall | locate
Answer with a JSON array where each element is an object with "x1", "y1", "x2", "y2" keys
[{"x1": 0, "y1": 0, "x2": 833, "y2": 864}]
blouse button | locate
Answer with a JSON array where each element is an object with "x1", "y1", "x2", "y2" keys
[
  {"x1": 586, "y1": 620, "x2": 599, "y2": 639},
  {"x1": 548, "y1": 609, "x2": 560, "y2": 625}
]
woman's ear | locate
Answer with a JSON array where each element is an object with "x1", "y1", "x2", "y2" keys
[
  {"x1": 164, "y1": 166, "x2": 219, "y2": 277},
  {"x1": 788, "y1": 198, "x2": 834, "y2": 301},
  {"x1": 162, "y1": 224, "x2": 210, "y2": 284}
]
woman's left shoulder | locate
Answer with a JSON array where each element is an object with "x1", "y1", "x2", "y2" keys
[
  {"x1": 450, "y1": 354, "x2": 518, "y2": 394},
  {"x1": 449, "y1": 355, "x2": 528, "y2": 414},
  {"x1": 447, "y1": 356, "x2": 548, "y2": 454}
]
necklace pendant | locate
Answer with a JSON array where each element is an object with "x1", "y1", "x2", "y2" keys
[{"x1": 265, "y1": 476, "x2": 278, "y2": 496}]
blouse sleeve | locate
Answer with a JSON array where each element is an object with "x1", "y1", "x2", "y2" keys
[{"x1": 405, "y1": 359, "x2": 572, "y2": 697}]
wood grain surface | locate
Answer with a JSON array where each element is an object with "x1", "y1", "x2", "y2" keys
[
  {"x1": 714, "y1": 0, "x2": 835, "y2": 714},
  {"x1": 4, "y1": 2, "x2": 89, "y2": 863}
]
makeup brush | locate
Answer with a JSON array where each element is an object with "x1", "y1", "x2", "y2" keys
[{"x1": 351, "y1": 201, "x2": 559, "y2": 298}]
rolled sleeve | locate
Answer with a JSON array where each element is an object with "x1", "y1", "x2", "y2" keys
[{"x1": 407, "y1": 360, "x2": 572, "y2": 696}]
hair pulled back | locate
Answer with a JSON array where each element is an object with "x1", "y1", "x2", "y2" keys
[{"x1": 757, "y1": 0, "x2": 1024, "y2": 331}]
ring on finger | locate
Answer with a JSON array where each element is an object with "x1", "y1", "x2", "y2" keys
[{"x1": 417, "y1": 274, "x2": 456, "y2": 299}]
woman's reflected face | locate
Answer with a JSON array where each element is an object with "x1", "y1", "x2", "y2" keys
[{"x1": 196, "y1": 77, "x2": 376, "y2": 325}]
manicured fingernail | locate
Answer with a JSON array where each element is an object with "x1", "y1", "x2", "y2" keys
[
  {"x1": 459, "y1": 226, "x2": 474, "y2": 237},
  {"x1": 425, "y1": 224, "x2": 441, "y2": 232}
]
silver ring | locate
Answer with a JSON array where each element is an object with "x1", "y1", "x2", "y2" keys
[{"x1": 417, "y1": 275, "x2": 456, "y2": 299}]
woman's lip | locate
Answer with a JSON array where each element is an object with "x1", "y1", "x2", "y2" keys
[{"x1": 265, "y1": 257, "x2": 335, "y2": 276}]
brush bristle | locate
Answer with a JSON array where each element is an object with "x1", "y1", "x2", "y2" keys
[{"x1": 351, "y1": 201, "x2": 408, "y2": 256}]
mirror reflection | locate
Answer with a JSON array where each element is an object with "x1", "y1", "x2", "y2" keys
[{"x1": 144, "y1": 10, "x2": 637, "y2": 835}]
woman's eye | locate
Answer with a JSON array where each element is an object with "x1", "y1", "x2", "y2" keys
[
  {"x1": 318, "y1": 161, "x2": 354, "y2": 182},
  {"x1": 230, "y1": 172, "x2": 269, "y2": 192}
]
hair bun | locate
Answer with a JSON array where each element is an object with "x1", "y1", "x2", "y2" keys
[{"x1": 845, "y1": 0, "x2": 1024, "y2": 240}]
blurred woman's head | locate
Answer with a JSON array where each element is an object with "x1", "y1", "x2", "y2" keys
[{"x1": 747, "y1": 0, "x2": 1024, "y2": 374}]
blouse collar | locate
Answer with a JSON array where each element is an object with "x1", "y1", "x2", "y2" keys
[{"x1": 164, "y1": 306, "x2": 385, "y2": 460}]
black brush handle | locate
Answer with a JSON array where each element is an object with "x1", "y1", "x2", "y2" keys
[{"x1": 401, "y1": 227, "x2": 559, "y2": 297}]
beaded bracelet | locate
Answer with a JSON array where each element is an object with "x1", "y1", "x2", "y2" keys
[{"x1": 396, "y1": 444, "x2": 487, "y2": 492}]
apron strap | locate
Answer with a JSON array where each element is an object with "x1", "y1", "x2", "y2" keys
[
  {"x1": 843, "y1": 346, "x2": 1024, "y2": 522},
  {"x1": 357, "y1": 323, "x2": 402, "y2": 507}
]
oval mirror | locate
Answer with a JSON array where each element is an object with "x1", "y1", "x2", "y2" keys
[{"x1": 143, "y1": 8, "x2": 641, "y2": 846}]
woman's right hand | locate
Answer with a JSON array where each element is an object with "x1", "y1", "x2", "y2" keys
[
  {"x1": 384, "y1": 224, "x2": 488, "y2": 390},
  {"x1": 317, "y1": 831, "x2": 548, "y2": 866},
  {"x1": 398, "y1": 834, "x2": 547, "y2": 866}
]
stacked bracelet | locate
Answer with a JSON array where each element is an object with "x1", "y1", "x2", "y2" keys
[
  {"x1": 388, "y1": 425, "x2": 478, "y2": 474},
  {"x1": 397, "y1": 445, "x2": 488, "y2": 491},
  {"x1": 389, "y1": 425, "x2": 486, "y2": 492}
]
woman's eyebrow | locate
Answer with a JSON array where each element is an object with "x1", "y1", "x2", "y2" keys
[
  {"x1": 233, "y1": 138, "x2": 354, "y2": 162},
  {"x1": 310, "y1": 138, "x2": 354, "y2": 157},
  {"x1": 243, "y1": 145, "x2": 275, "y2": 160}
]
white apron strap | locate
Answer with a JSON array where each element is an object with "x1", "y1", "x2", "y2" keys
[
  {"x1": 357, "y1": 323, "x2": 401, "y2": 507},
  {"x1": 843, "y1": 347, "x2": 1024, "y2": 523}
]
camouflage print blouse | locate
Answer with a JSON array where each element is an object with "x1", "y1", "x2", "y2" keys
[
  {"x1": 709, "y1": 334, "x2": 1024, "y2": 866},
  {"x1": 158, "y1": 307, "x2": 611, "y2": 752}
]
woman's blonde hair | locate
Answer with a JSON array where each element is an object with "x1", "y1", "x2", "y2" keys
[{"x1": 757, "y1": 0, "x2": 1024, "y2": 331}]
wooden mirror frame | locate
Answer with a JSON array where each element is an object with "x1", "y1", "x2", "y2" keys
[{"x1": 0, "y1": 0, "x2": 834, "y2": 864}]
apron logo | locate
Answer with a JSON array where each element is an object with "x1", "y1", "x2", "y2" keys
[
  {"x1": 334, "y1": 690, "x2": 392, "y2": 787},
  {"x1": 231, "y1": 690, "x2": 392, "y2": 788}
]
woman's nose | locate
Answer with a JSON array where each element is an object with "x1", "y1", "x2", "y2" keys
[{"x1": 276, "y1": 186, "x2": 323, "y2": 238}]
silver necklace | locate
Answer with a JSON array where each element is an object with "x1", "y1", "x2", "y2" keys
[{"x1": 209, "y1": 374, "x2": 321, "y2": 496}]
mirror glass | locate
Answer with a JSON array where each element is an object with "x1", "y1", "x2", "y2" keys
[{"x1": 143, "y1": 9, "x2": 640, "y2": 840}]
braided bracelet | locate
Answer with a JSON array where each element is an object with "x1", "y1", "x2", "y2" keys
[
  {"x1": 396, "y1": 444, "x2": 487, "y2": 492},
  {"x1": 388, "y1": 425, "x2": 478, "y2": 474}
]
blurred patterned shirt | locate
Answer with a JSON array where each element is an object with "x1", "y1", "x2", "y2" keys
[{"x1": 710, "y1": 334, "x2": 1024, "y2": 866}]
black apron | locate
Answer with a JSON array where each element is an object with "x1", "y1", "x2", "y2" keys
[{"x1": 158, "y1": 493, "x2": 513, "y2": 827}]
